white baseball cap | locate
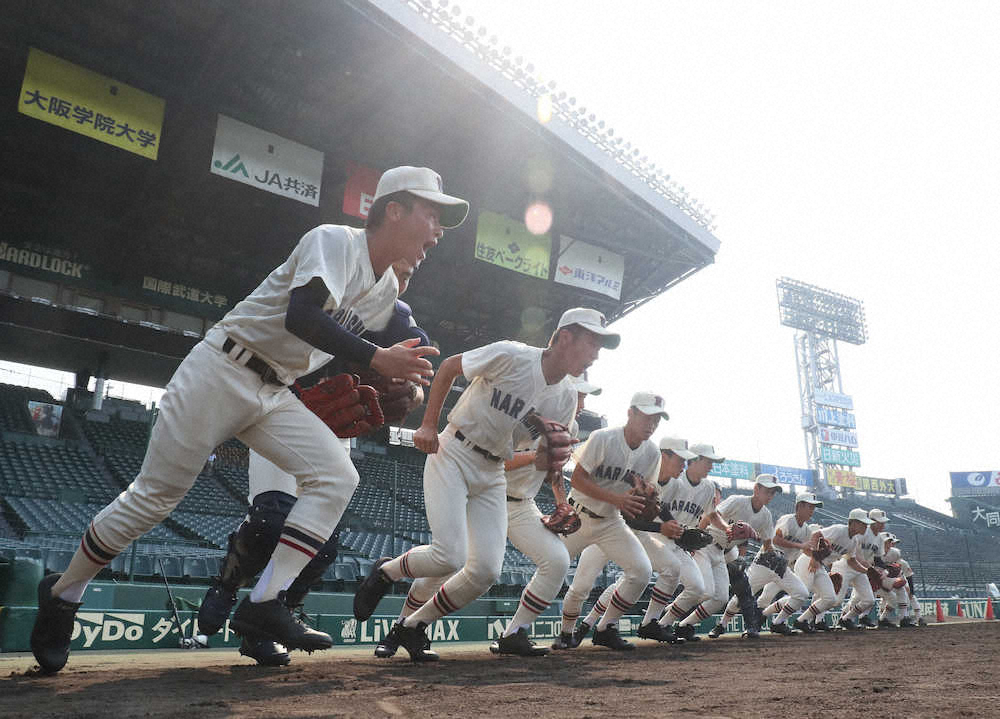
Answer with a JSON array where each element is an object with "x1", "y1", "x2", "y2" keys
[
  {"x1": 659, "y1": 436, "x2": 697, "y2": 460},
  {"x1": 796, "y1": 492, "x2": 823, "y2": 507},
  {"x1": 868, "y1": 508, "x2": 890, "y2": 524},
  {"x1": 630, "y1": 391, "x2": 669, "y2": 419},
  {"x1": 689, "y1": 442, "x2": 724, "y2": 462},
  {"x1": 848, "y1": 508, "x2": 874, "y2": 524},
  {"x1": 568, "y1": 373, "x2": 602, "y2": 395},
  {"x1": 372, "y1": 166, "x2": 470, "y2": 228},
  {"x1": 755, "y1": 473, "x2": 784, "y2": 492},
  {"x1": 556, "y1": 308, "x2": 621, "y2": 349}
]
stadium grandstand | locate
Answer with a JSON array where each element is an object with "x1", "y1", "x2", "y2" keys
[{"x1": 0, "y1": 0, "x2": 996, "y2": 639}]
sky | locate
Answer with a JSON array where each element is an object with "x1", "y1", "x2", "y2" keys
[{"x1": 453, "y1": 0, "x2": 1000, "y2": 513}]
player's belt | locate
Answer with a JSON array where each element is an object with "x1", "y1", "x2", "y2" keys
[
  {"x1": 222, "y1": 337, "x2": 285, "y2": 387},
  {"x1": 454, "y1": 430, "x2": 503, "y2": 463},
  {"x1": 506, "y1": 496, "x2": 523, "y2": 502},
  {"x1": 569, "y1": 497, "x2": 605, "y2": 520}
]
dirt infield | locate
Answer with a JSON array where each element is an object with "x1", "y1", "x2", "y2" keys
[{"x1": 2, "y1": 621, "x2": 998, "y2": 719}]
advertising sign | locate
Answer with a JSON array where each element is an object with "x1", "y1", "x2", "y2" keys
[
  {"x1": 816, "y1": 406, "x2": 856, "y2": 428},
  {"x1": 28, "y1": 401, "x2": 63, "y2": 438},
  {"x1": 210, "y1": 114, "x2": 324, "y2": 206},
  {"x1": 826, "y1": 469, "x2": 902, "y2": 494},
  {"x1": 950, "y1": 471, "x2": 1000, "y2": 498},
  {"x1": 342, "y1": 161, "x2": 380, "y2": 219},
  {"x1": 813, "y1": 389, "x2": 853, "y2": 410},
  {"x1": 759, "y1": 464, "x2": 814, "y2": 487},
  {"x1": 553, "y1": 236, "x2": 624, "y2": 300},
  {"x1": 19, "y1": 48, "x2": 165, "y2": 160},
  {"x1": 819, "y1": 427, "x2": 859, "y2": 447},
  {"x1": 709, "y1": 459, "x2": 754, "y2": 481},
  {"x1": 826, "y1": 468, "x2": 857, "y2": 488},
  {"x1": 821, "y1": 445, "x2": 860, "y2": 467},
  {"x1": 474, "y1": 210, "x2": 552, "y2": 280}
]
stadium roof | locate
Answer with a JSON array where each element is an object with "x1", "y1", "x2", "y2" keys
[{"x1": 0, "y1": 0, "x2": 720, "y2": 387}]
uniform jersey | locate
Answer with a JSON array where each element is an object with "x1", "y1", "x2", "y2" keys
[
  {"x1": 768, "y1": 512, "x2": 812, "y2": 565},
  {"x1": 505, "y1": 419, "x2": 579, "y2": 500},
  {"x1": 709, "y1": 494, "x2": 775, "y2": 551},
  {"x1": 898, "y1": 557, "x2": 913, "y2": 578},
  {"x1": 820, "y1": 524, "x2": 862, "y2": 567},
  {"x1": 857, "y1": 528, "x2": 884, "y2": 565},
  {"x1": 658, "y1": 471, "x2": 716, "y2": 529},
  {"x1": 213, "y1": 224, "x2": 398, "y2": 384},
  {"x1": 447, "y1": 341, "x2": 573, "y2": 460},
  {"x1": 568, "y1": 425, "x2": 661, "y2": 518}
]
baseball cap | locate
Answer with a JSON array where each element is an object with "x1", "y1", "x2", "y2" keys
[
  {"x1": 568, "y1": 373, "x2": 602, "y2": 395},
  {"x1": 372, "y1": 166, "x2": 470, "y2": 229},
  {"x1": 556, "y1": 308, "x2": 621, "y2": 349},
  {"x1": 848, "y1": 508, "x2": 874, "y2": 524},
  {"x1": 796, "y1": 492, "x2": 823, "y2": 507},
  {"x1": 868, "y1": 508, "x2": 890, "y2": 524},
  {"x1": 689, "y1": 442, "x2": 724, "y2": 462},
  {"x1": 630, "y1": 391, "x2": 669, "y2": 419},
  {"x1": 754, "y1": 473, "x2": 784, "y2": 492},
  {"x1": 659, "y1": 436, "x2": 697, "y2": 460}
]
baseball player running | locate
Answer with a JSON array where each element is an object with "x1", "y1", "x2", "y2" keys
[
  {"x1": 197, "y1": 280, "x2": 430, "y2": 666},
  {"x1": 673, "y1": 474, "x2": 780, "y2": 641},
  {"x1": 485, "y1": 374, "x2": 601, "y2": 656},
  {"x1": 564, "y1": 436, "x2": 695, "y2": 646},
  {"x1": 875, "y1": 533, "x2": 912, "y2": 628},
  {"x1": 352, "y1": 308, "x2": 618, "y2": 661},
  {"x1": 838, "y1": 508, "x2": 887, "y2": 629},
  {"x1": 794, "y1": 511, "x2": 870, "y2": 630},
  {"x1": 29, "y1": 166, "x2": 466, "y2": 674},
  {"x1": 715, "y1": 490, "x2": 822, "y2": 636},
  {"x1": 555, "y1": 393, "x2": 668, "y2": 651},
  {"x1": 654, "y1": 444, "x2": 726, "y2": 640}
]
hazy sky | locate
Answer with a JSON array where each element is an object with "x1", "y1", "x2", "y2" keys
[{"x1": 455, "y1": 0, "x2": 1000, "y2": 513}]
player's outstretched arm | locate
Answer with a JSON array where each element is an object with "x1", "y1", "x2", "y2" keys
[{"x1": 413, "y1": 354, "x2": 463, "y2": 454}]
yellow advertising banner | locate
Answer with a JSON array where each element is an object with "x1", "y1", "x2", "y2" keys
[
  {"x1": 474, "y1": 210, "x2": 552, "y2": 280},
  {"x1": 826, "y1": 468, "x2": 857, "y2": 488},
  {"x1": 827, "y1": 469, "x2": 899, "y2": 494},
  {"x1": 18, "y1": 48, "x2": 165, "y2": 160}
]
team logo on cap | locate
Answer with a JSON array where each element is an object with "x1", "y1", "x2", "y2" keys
[
  {"x1": 598, "y1": 313, "x2": 607, "y2": 327},
  {"x1": 653, "y1": 396, "x2": 664, "y2": 407}
]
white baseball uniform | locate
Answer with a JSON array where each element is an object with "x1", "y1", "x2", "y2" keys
[
  {"x1": 76, "y1": 225, "x2": 393, "y2": 583},
  {"x1": 679, "y1": 495, "x2": 775, "y2": 627},
  {"x1": 876, "y1": 541, "x2": 911, "y2": 623},
  {"x1": 381, "y1": 340, "x2": 575, "y2": 628},
  {"x1": 792, "y1": 522, "x2": 839, "y2": 625},
  {"x1": 560, "y1": 426, "x2": 658, "y2": 633},
  {"x1": 656, "y1": 472, "x2": 717, "y2": 625},
  {"x1": 841, "y1": 527, "x2": 883, "y2": 620}
]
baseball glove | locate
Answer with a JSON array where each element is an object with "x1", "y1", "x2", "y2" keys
[
  {"x1": 541, "y1": 502, "x2": 581, "y2": 535},
  {"x1": 523, "y1": 413, "x2": 574, "y2": 475},
  {"x1": 811, "y1": 536, "x2": 833, "y2": 562},
  {"x1": 754, "y1": 550, "x2": 788, "y2": 578},
  {"x1": 886, "y1": 562, "x2": 902, "y2": 578},
  {"x1": 298, "y1": 374, "x2": 384, "y2": 438},
  {"x1": 867, "y1": 566, "x2": 886, "y2": 592},
  {"x1": 627, "y1": 485, "x2": 661, "y2": 522},
  {"x1": 727, "y1": 521, "x2": 759, "y2": 542},
  {"x1": 830, "y1": 571, "x2": 843, "y2": 595},
  {"x1": 356, "y1": 370, "x2": 420, "y2": 426},
  {"x1": 674, "y1": 527, "x2": 714, "y2": 552}
]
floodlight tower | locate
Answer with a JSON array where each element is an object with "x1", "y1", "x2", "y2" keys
[{"x1": 776, "y1": 278, "x2": 868, "y2": 497}]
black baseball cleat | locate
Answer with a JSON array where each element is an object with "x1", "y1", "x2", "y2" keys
[
  {"x1": 769, "y1": 622, "x2": 797, "y2": 636},
  {"x1": 898, "y1": 617, "x2": 917, "y2": 628},
  {"x1": 239, "y1": 636, "x2": 291, "y2": 666},
  {"x1": 792, "y1": 618, "x2": 816, "y2": 634},
  {"x1": 637, "y1": 620, "x2": 681, "y2": 643},
  {"x1": 707, "y1": 622, "x2": 726, "y2": 639},
  {"x1": 837, "y1": 617, "x2": 858, "y2": 631},
  {"x1": 198, "y1": 581, "x2": 238, "y2": 636},
  {"x1": 375, "y1": 630, "x2": 401, "y2": 658},
  {"x1": 858, "y1": 615, "x2": 878, "y2": 629},
  {"x1": 385, "y1": 622, "x2": 439, "y2": 662},
  {"x1": 674, "y1": 623, "x2": 700, "y2": 642},
  {"x1": 592, "y1": 624, "x2": 635, "y2": 651},
  {"x1": 490, "y1": 627, "x2": 549, "y2": 656},
  {"x1": 30, "y1": 573, "x2": 81, "y2": 674},
  {"x1": 231, "y1": 595, "x2": 332, "y2": 652},
  {"x1": 550, "y1": 631, "x2": 576, "y2": 650},
  {"x1": 813, "y1": 620, "x2": 832, "y2": 632},
  {"x1": 878, "y1": 618, "x2": 898, "y2": 629},
  {"x1": 741, "y1": 629, "x2": 760, "y2": 640},
  {"x1": 353, "y1": 557, "x2": 393, "y2": 621},
  {"x1": 916, "y1": 617, "x2": 928, "y2": 627},
  {"x1": 571, "y1": 620, "x2": 592, "y2": 648}
]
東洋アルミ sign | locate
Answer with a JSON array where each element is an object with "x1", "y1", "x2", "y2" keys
[
  {"x1": 19, "y1": 48, "x2": 164, "y2": 160},
  {"x1": 554, "y1": 236, "x2": 624, "y2": 300},
  {"x1": 210, "y1": 115, "x2": 324, "y2": 206}
]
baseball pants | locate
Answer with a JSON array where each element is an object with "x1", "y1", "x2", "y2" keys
[
  {"x1": 725, "y1": 560, "x2": 808, "y2": 615},
  {"x1": 89, "y1": 339, "x2": 357, "y2": 560},
  {"x1": 585, "y1": 530, "x2": 679, "y2": 626},
  {"x1": 829, "y1": 558, "x2": 875, "y2": 621},
  {"x1": 656, "y1": 542, "x2": 707, "y2": 625},
  {"x1": 389, "y1": 428, "x2": 507, "y2": 627},
  {"x1": 674, "y1": 544, "x2": 728, "y2": 626},
  {"x1": 505, "y1": 498, "x2": 571, "y2": 630},
  {"x1": 790, "y1": 553, "x2": 837, "y2": 623},
  {"x1": 561, "y1": 510, "x2": 652, "y2": 631},
  {"x1": 247, "y1": 436, "x2": 352, "y2": 501}
]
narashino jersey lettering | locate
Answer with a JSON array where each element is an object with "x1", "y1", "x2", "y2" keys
[
  {"x1": 568, "y1": 426, "x2": 660, "y2": 518},
  {"x1": 658, "y1": 472, "x2": 716, "y2": 529},
  {"x1": 768, "y1": 513, "x2": 812, "y2": 564},
  {"x1": 819, "y1": 524, "x2": 861, "y2": 567},
  {"x1": 857, "y1": 528, "x2": 884, "y2": 564}
]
